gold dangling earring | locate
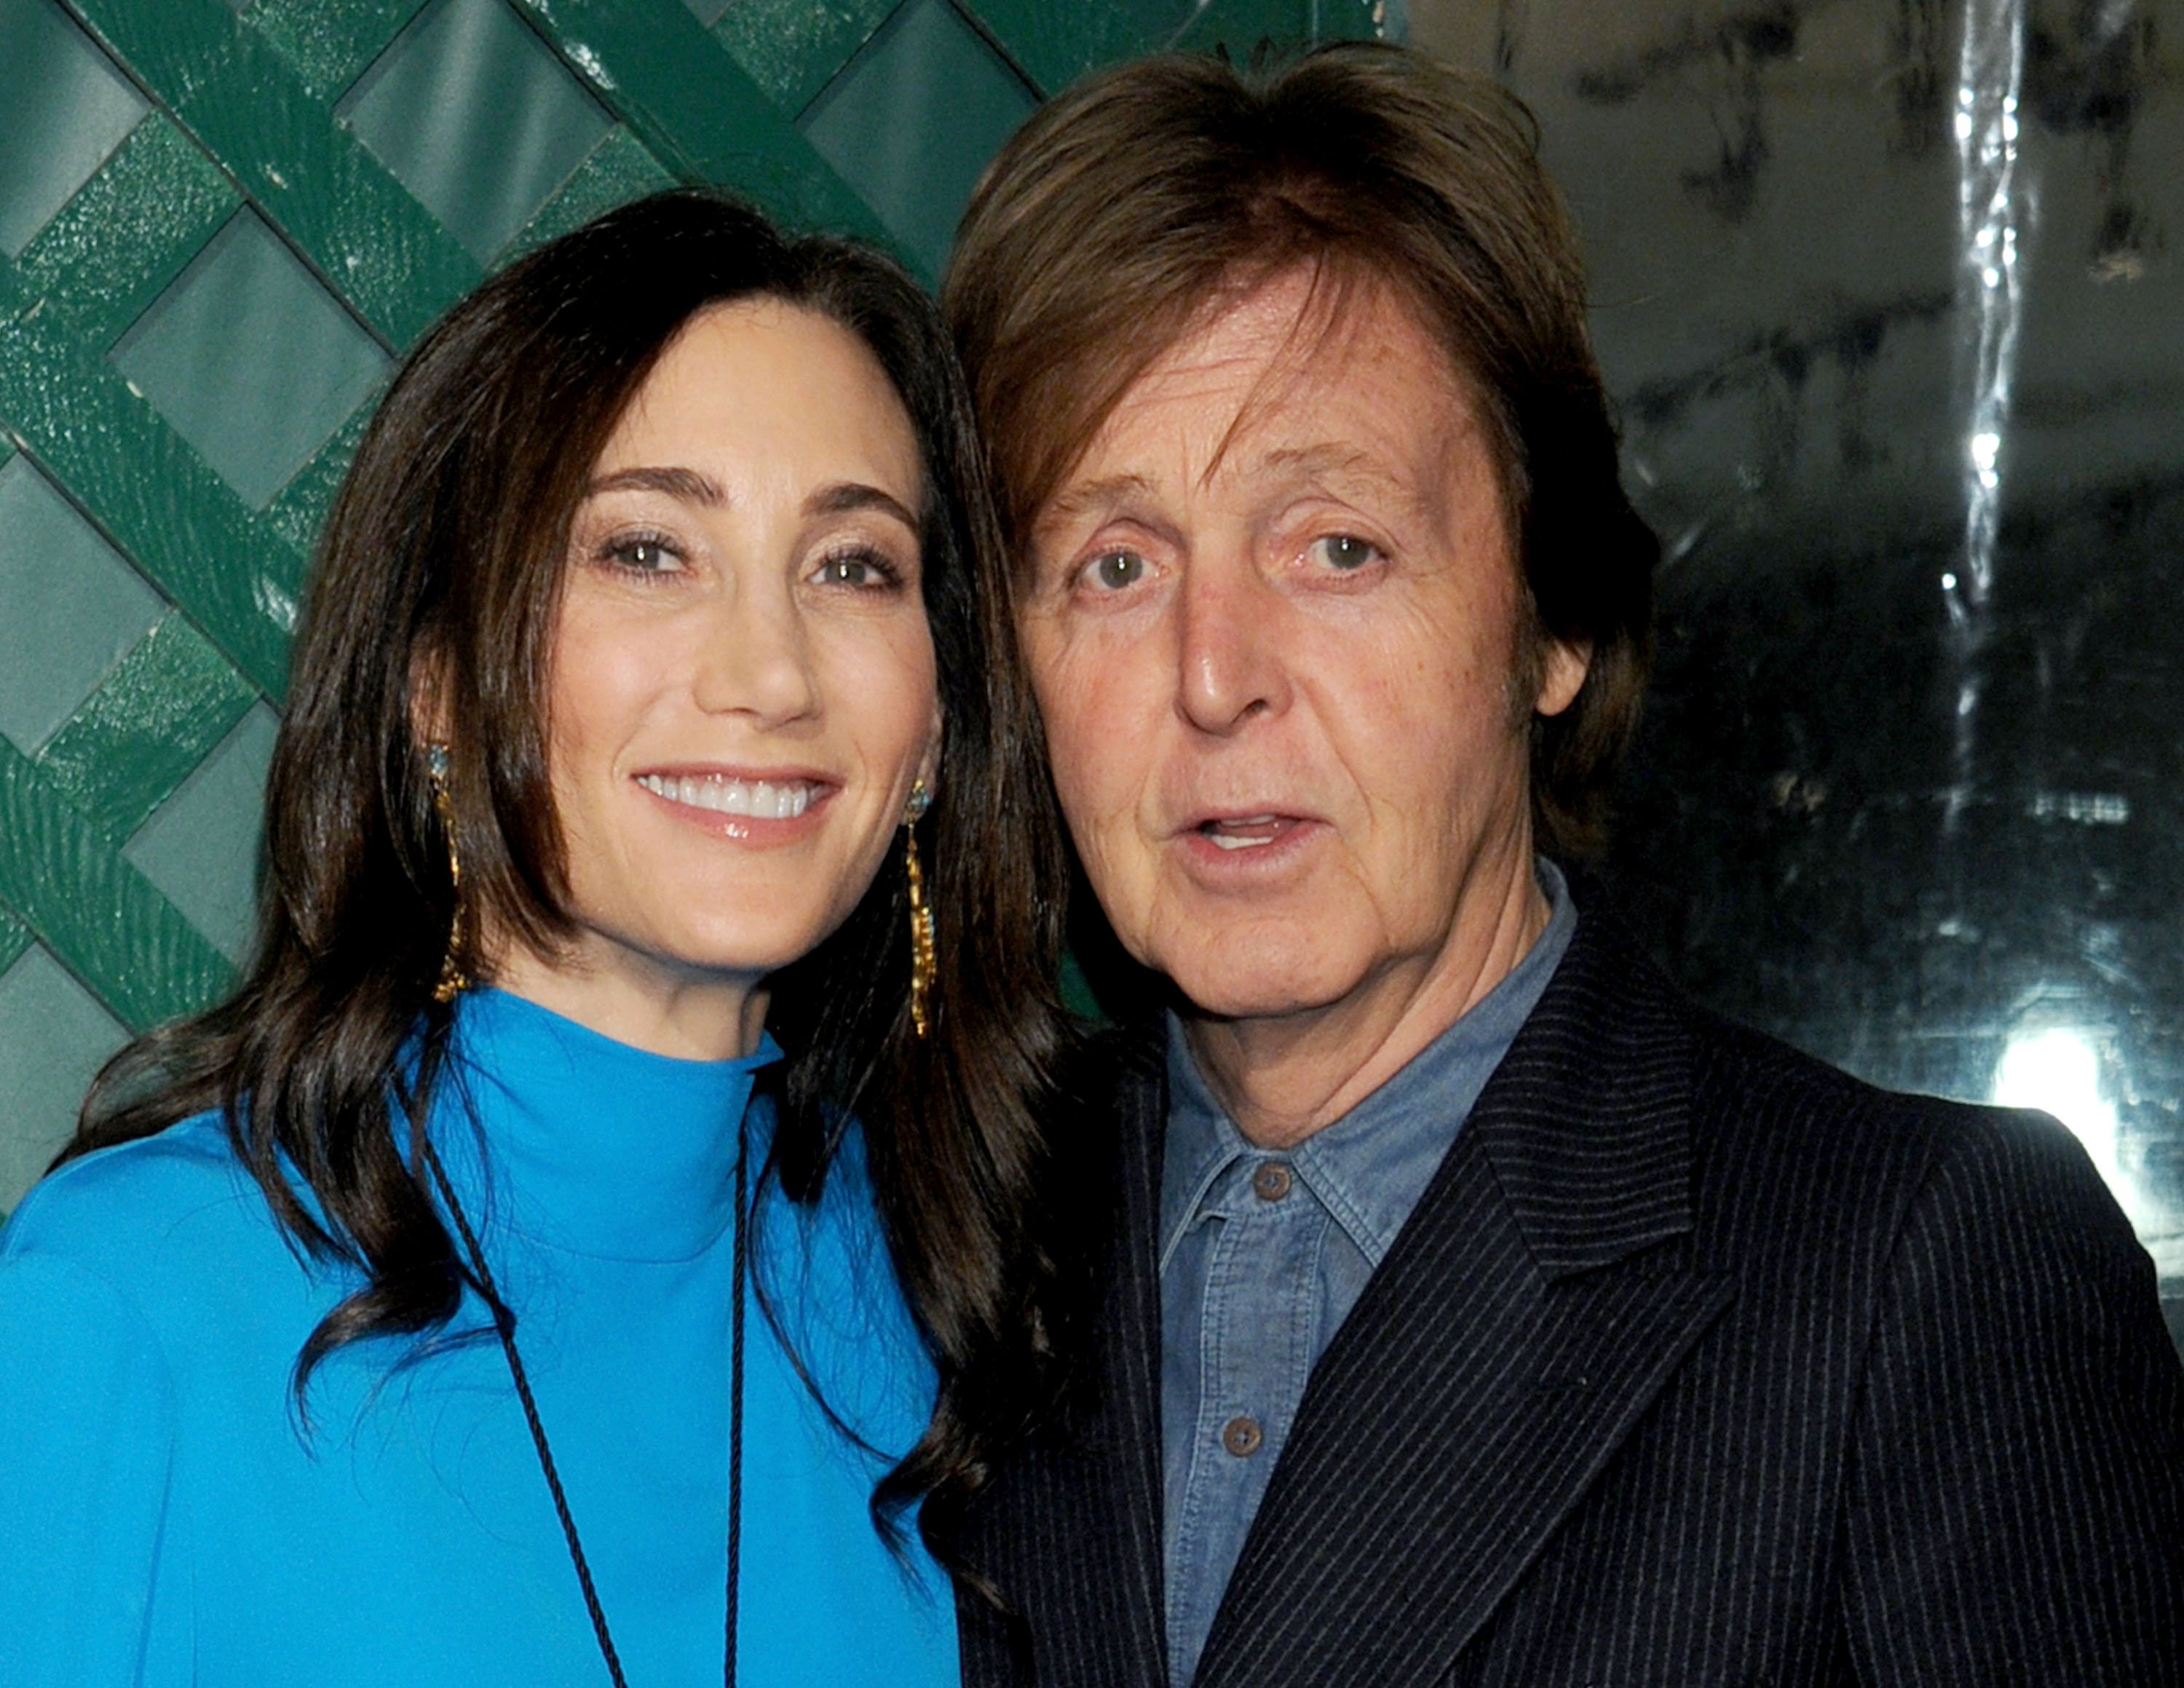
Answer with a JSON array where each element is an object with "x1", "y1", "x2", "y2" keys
[
  {"x1": 426, "y1": 743, "x2": 468, "y2": 1004},
  {"x1": 903, "y1": 780, "x2": 936, "y2": 1038}
]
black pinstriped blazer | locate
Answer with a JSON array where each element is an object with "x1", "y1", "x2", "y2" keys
[{"x1": 957, "y1": 894, "x2": 2184, "y2": 1686}]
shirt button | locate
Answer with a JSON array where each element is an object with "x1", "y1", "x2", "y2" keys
[
  {"x1": 1251, "y1": 1161, "x2": 1293, "y2": 1202},
  {"x1": 1222, "y1": 1415, "x2": 1264, "y2": 1457}
]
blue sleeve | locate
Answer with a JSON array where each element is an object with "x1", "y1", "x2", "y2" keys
[{"x1": 0, "y1": 1245, "x2": 180, "y2": 1686}]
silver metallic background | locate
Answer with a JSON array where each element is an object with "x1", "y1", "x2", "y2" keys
[{"x1": 1417, "y1": 0, "x2": 2183, "y2": 1348}]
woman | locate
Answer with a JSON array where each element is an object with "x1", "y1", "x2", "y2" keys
[{"x1": 0, "y1": 190, "x2": 1069, "y2": 1684}]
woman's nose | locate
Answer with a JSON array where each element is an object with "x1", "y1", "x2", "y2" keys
[{"x1": 691, "y1": 577, "x2": 820, "y2": 726}]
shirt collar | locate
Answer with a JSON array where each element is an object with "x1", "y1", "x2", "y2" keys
[
  {"x1": 440, "y1": 986, "x2": 783, "y2": 1262},
  {"x1": 1160, "y1": 860, "x2": 1578, "y2": 1270}
]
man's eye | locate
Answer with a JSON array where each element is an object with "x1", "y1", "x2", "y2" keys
[
  {"x1": 1085, "y1": 551, "x2": 1147, "y2": 590},
  {"x1": 1307, "y1": 534, "x2": 1382, "y2": 571}
]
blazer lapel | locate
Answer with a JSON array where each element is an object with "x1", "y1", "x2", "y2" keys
[
  {"x1": 1195, "y1": 907, "x2": 1736, "y2": 1688},
  {"x1": 960, "y1": 1021, "x2": 1171, "y2": 1688}
]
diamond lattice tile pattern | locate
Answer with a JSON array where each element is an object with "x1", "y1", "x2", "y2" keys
[
  {"x1": 109, "y1": 209, "x2": 391, "y2": 509},
  {"x1": 340, "y1": 0, "x2": 614, "y2": 264},
  {"x1": 802, "y1": 0, "x2": 1037, "y2": 281},
  {"x1": 0, "y1": 0, "x2": 147, "y2": 258},
  {"x1": 122, "y1": 702, "x2": 279, "y2": 965},
  {"x1": 0, "y1": 457, "x2": 165, "y2": 756},
  {"x1": 0, "y1": 0, "x2": 1371, "y2": 1224},
  {"x1": 0, "y1": 945, "x2": 130, "y2": 1213}
]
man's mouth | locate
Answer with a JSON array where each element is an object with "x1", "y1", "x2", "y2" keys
[
  {"x1": 636, "y1": 773, "x2": 822, "y2": 820},
  {"x1": 1195, "y1": 814, "x2": 1294, "y2": 851}
]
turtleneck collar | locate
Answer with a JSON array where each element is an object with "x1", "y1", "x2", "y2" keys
[{"x1": 439, "y1": 987, "x2": 781, "y2": 1264}]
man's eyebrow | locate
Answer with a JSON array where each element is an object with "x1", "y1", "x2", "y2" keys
[
  {"x1": 1254, "y1": 443, "x2": 1406, "y2": 491},
  {"x1": 1248, "y1": 444, "x2": 1437, "y2": 519},
  {"x1": 807, "y1": 481, "x2": 919, "y2": 528},
  {"x1": 585, "y1": 466, "x2": 725, "y2": 504},
  {"x1": 1042, "y1": 472, "x2": 1158, "y2": 527}
]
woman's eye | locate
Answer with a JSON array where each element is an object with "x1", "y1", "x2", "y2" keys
[
  {"x1": 1084, "y1": 550, "x2": 1147, "y2": 591},
  {"x1": 812, "y1": 548, "x2": 901, "y2": 589},
  {"x1": 602, "y1": 534, "x2": 681, "y2": 574},
  {"x1": 1307, "y1": 534, "x2": 1382, "y2": 572}
]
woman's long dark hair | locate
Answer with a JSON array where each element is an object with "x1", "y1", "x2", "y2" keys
[{"x1": 65, "y1": 189, "x2": 1075, "y2": 1569}]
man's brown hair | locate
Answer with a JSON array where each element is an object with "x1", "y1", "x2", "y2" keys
[{"x1": 943, "y1": 42, "x2": 1658, "y2": 857}]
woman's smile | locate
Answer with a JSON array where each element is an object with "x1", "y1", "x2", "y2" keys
[
  {"x1": 632, "y1": 766, "x2": 839, "y2": 837},
  {"x1": 510, "y1": 296, "x2": 942, "y2": 1036}
]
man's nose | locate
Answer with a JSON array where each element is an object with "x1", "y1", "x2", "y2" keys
[
  {"x1": 693, "y1": 576, "x2": 820, "y2": 726},
  {"x1": 1175, "y1": 554, "x2": 1289, "y2": 735}
]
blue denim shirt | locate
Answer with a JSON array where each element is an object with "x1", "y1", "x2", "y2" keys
[{"x1": 1158, "y1": 863, "x2": 1576, "y2": 1686}]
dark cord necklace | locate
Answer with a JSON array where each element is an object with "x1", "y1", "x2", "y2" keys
[{"x1": 422, "y1": 1117, "x2": 749, "y2": 1688}]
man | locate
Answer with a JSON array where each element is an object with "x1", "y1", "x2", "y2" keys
[{"x1": 941, "y1": 43, "x2": 2184, "y2": 1687}]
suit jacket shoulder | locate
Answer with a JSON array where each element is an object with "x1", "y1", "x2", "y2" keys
[{"x1": 959, "y1": 904, "x2": 2184, "y2": 1688}]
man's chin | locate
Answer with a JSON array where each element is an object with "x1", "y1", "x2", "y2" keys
[{"x1": 1163, "y1": 956, "x2": 1369, "y2": 1026}]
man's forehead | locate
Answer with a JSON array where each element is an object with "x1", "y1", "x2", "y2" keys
[{"x1": 1055, "y1": 273, "x2": 1479, "y2": 504}]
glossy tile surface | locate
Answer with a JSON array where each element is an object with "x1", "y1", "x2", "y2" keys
[{"x1": 1436, "y1": 1, "x2": 2184, "y2": 1347}]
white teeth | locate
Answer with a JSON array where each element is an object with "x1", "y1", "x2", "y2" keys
[
  {"x1": 1204, "y1": 815, "x2": 1283, "y2": 850},
  {"x1": 637, "y1": 774, "x2": 815, "y2": 818}
]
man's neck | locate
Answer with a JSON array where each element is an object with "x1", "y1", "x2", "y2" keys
[{"x1": 1182, "y1": 856, "x2": 1550, "y2": 1149}]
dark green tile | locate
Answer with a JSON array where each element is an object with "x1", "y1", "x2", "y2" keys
[
  {"x1": 0, "y1": 944, "x2": 131, "y2": 1210},
  {"x1": 109, "y1": 209, "x2": 390, "y2": 509},
  {"x1": 0, "y1": 277, "x2": 302, "y2": 699},
  {"x1": 0, "y1": 906, "x2": 29, "y2": 974},
  {"x1": 973, "y1": 0, "x2": 1384, "y2": 95},
  {"x1": 0, "y1": 735, "x2": 236, "y2": 1031},
  {"x1": 0, "y1": 0, "x2": 148, "y2": 258},
  {"x1": 250, "y1": 0, "x2": 425, "y2": 100},
  {"x1": 339, "y1": 0, "x2": 614, "y2": 263},
  {"x1": 1168, "y1": 0, "x2": 1388, "y2": 56},
  {"x1": 123, "y1": 702, "x2": 277, "y2": 965},
  {"x1": 507, "y1": 0, "x2": 890, "y2": 247},
  {"x1": 801, "y1": 0, "x2": 1036, "y2": 282},
  {"x1": 75, "y1": 0, "x2": 482, "y2": 348},
  {"x1": 0, "y1": 456, "x2": 165, "y2": 756},
  {"x1": 14, "y1": 119, "x2": 242, "y2": 349},
  {"x1": 968, "y1": 0, "x2": 1179, "y2": 93},
  {"x1": 711, "y1": 0, "x2": 901, "y2": 115},
  {"x1": 36, "y1": 612, "x2": 260, "y2": 844},
  {"x1": 505, "y1": 124, "x2": 676, "y2": 258}
]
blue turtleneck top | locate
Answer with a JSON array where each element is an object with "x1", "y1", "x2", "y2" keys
[{"x1": 0, "y1": 988, "x2": 960, "y2": 1687}]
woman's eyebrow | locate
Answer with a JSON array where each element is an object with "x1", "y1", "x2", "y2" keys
[
  {"x1": 807, "y1": 481, "x2": 919, "y2": 528},
  {"x1": 586, "y1": 465, "x2": 725, "y2": 504}
]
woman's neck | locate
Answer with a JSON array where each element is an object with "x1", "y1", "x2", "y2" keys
[{"x1": 487, "y1": 937, "x2": 769, "y2": 1062}]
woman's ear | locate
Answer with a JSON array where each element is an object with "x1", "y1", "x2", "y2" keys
[
  {"x1": 409, "y1": 645, "x2": 453, "y2": 749},
  {"x1": 916, "y1": 705, "x2": 944, "y2": 795}
]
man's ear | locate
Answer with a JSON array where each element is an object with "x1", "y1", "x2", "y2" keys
[{"x1": 1535, "y1": 637, "x2": 1591, "y2": 719}]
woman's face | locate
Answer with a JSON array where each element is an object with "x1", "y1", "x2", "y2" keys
[{"x1": 529, "y1": 299, "x2": 940, "y2": 1035}]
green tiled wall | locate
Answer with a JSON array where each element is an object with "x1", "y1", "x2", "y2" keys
[{"x1": 0, "y1": 0, "x2": 1390, "y2": 1212}]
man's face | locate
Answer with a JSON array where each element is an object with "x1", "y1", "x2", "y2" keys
[{"x1": 1019, "y1": 271, "x2": 1586, "y2": 1023}]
